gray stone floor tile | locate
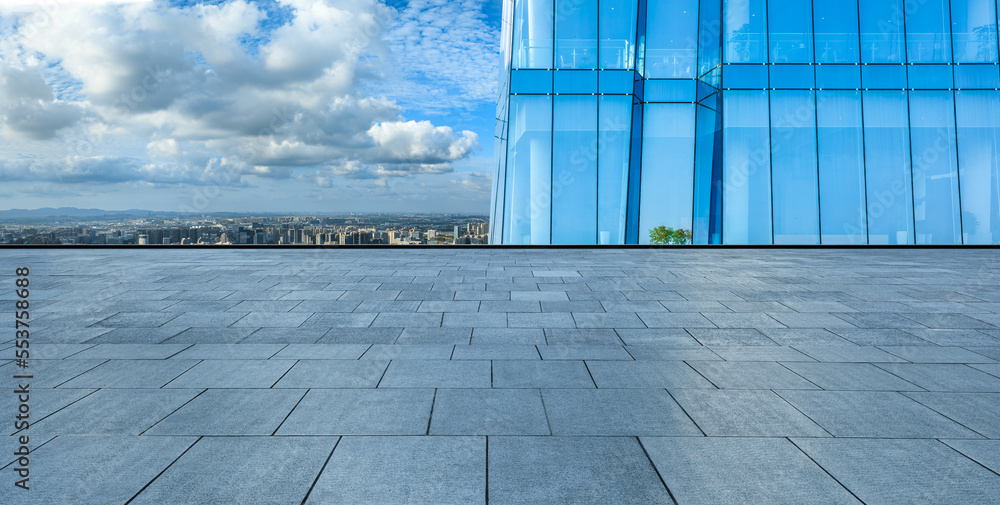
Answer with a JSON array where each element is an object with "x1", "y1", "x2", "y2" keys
[
  {"x1": 418, "y1": 300, "x2": 480, "y2": 312},
  {"x1": 601, "y1": 300, "x2": 671, "y2": 312},
  {"x1": 793, "y1": 438, "x2": 1000, "y2": 505},
  {"x1": 507, "y1": 312, "x2": 576, "y2": 328},
  {"x1": 587, "y1": 361, "x2": 715, "y2": 388},
  {"x1": 161, "y1": 311, "x2": 248, "y2": 328},
  {"x1": 510, "y1": 291, "x2": 569, "y2": 301},
  {"x1": 793, "y1": 345, "x2": 908, "y2": 362},
  {"x1": 27, "y1": 343, "x2": 96, "y2": 359},
  {"x1": 540, "y1": 300, "x2": 605, "y2": 312},
  {"x1": 624, "y1": 345, "x2": 721, "y2": 360},
  {"x1": 782, "y1": 362, "x2": 923, "y2": 391},
  {"x1": 831, "y1": 312, "x2": 927, "y2": 328},
  {"x1": 777, "y1": 390, "x2": 982, "y2": 438},
  {"x1": 60, "y1": 359, "x2": 200, "y2": 388},
  {"x1": 614, "y1": 328, "x2": 702, "y2": 345},
  {"x1": 269, "y1": 343, "x2": 368, "y2": 359},
  {"x1": 360, "y1": 344, "x2": 455, "y2": 360},
  {"x1": 489, "y1": 436, "x2": 671, "y2": 505},
  {"x1": 308, "y1": 436, "x2": 484, "y2": 505},
  {"x1": 471, "y1": 327, "x2": 545, "y2": 344},
  {"x1": 69, "y1": 343, "x2": 190, "y2": 360},
  {"x1": 543, "y1": 328, "x2": 624, "y2": 345},
  {"x1": 455, "y1": 290, "x2": 510, "y2": 300},
  {"x1": 904, "y1": 392, "x2": 1000, "y2": 438},
  {"x1": 26, "y1": 359, "x2": 107, "y2": 388},
  {"x1": 903, "y1": 329, "x2": 1000, "y2": 346},
  {"x1": 572, "y1": 312, "x2": 646, "y2": 328},
  {"x1": 542, "y1": 389, "x2": 702, "y2": 435},
  {"x1": 965, "y1": 346, "x2": 1000, "y2": 361},
  {"x1": 671, "y1": 389, "x2": 830, "y2": 437},
  {"x1": 710, "y1": 345, "x2": 816, "y2": 361},
  {"x1": 274, "y1": 360, "x2": 389, "y2": 388},
  {"x1": 0, "y1": 388, "x2": 96, "y2": 428},
  {"x1": 279, "y1": 290, "x2": 348, "y2": 300},
  {"x1": 276, "y1": 389, "x2": 434, "y2": 435},
  {"x1": 379, "y1": 359, "x2": 490, "y2": 388},
  {"x1": 165, "y1": 300, "x2": 241, "y2": 312},
  {"x1": 781, "y1": 301, "x2": 858, "y2": 312},
  {"x1": 8, "y1": 435, "x2": 196, "y2": 505},
  {"x1": 132, "y1": 436, "x2": 337, "y2": 505},
  {"x1": 92, "y1": 311, "x2": 182, "y2": 327},
  {"x1": 641, "y1": 437, "x2": 859, "y2": 505},
  {"x1": 231, "y1": 312, "x2": 312, "y2": 327},
  {"x1": 372, "y1": 312, "x2": 443, "y2": 327},
  {"x1": 166, "y1": 359, "x2": 294, "y2": 388},
  {"x1": 687, "y1": 361, "x2": 819, "y2": 389},
  {"x1": 722, "y1": 301, "x2": 796, "y2": 312},
  {"x1": 29, "y1": 326, "x2": 113, "y2": 344},
  {"x1": 878, "y1": 345, "x2": 997, "y2": 363},
  {"x1": 226, "y1": 300, "x2": 302, "y2": 312},
  {"x1": 32, "y1": 388, "x2": 200, "y2": 435},
  {"x1": 429, "y1": 389, "x2": 549, "y2": 435},
  {"x1": 902, "y1": 312, "x2": 997, "y2": 329},
  {"x1": 163, "y1": 327, "x2": 259, "y2": 343},
  {"x1": 147, "y1": 389, "x2": 305, "y2": 435},
  {"x1": 289, "y1": 300, "x2": 361, "y2": 312},
  {"x1": 451, "y1": 344, "x2": 540, "y2": 360},
  {"x1": 355, "y1": 300, "x2": 422, "y2": 312},
  {"x1": 661, "y1": 300, "x2": 732, "y2": 312},
  {"x1": 478, "y1": 300, "x2": 540, "y2": 312},
  {"x1": 874, "y1": 363, "x2": 1000, "y2": 392},
  {"x1": 767, "y1": 311, "x2": 858, "y2": 328},
  {"x1": 492, "y1": 360, "x2": 595, "y2": 388},
  {"x1": 971, "y1": 363, "x2": 1000, "y2": 377},
  {"x1": 942, "y1": 439, "x2": 1000, "y2": 473},
  {"x1": 829, "y1": 328, "x2": 934, "y2": 345},
  {"x1": 240, "y1": 327, "x2": 328, "y2": 343},
  {"x1": 317, "y1": 327, "x2": 402, "y2": 343},
  {"x1": 757, "y1": 328, "x2": 855, "y2": 345},
  {"x1": 442, "y1": 312, "x2": 508, "y2": 328},
  {"x1": 636, "y1": 312, "x2": 716, "y2": 328},
  {"x1": 701, "y1": 312, "x2": 787, "y2": 328},
  {"x1": 537, "y1": 344, "x2": 632, "y2": 360},
  {"x1": 397, "y1": 327, "x2": 472, "y2": 344},
  {"x1": 686, "y1": 328, "x2": 779, "y2": 346},
  {"x1": 302, "y1": 312, "x2": 377, "y2": 327},
  {"x1": 84, "y1": 327, "x2": 186, "y2": 344}
]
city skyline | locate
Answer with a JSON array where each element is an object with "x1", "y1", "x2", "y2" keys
[{"x1": 0, "y1": 0, "x2": 502, "y2": 214}]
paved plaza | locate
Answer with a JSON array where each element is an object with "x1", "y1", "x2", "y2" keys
[{"x1": 3, "y1": 247, "x2": 1000, "y2": 504}]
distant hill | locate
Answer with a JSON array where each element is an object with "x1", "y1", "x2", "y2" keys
[{"x1": 0, "y1": 207, "x2": 160, "y2": 219}]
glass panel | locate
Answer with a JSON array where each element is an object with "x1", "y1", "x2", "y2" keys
[
  {"x1": 956, "y1": 91, "x2": 1000, "y2": 244},
  {"x1": 552, "y1": 96, "x2": 598, "y2": 244},
  {"x1": 859, "y1": 0, "x2": 905, "y2": 63},
  {"x1": 770, "y1": 91, "x2": 820, "y2": 244},
  {"x1": 862, "y1": 90, "x2": 914, "y2": 244},
  {"x1": 725, "y1": 0, "x2": 768, "y2": 63},
  {"x1": 556, "y1": 0, "x2": 597, "y2": 68},
  {"x1": 554, "y1": 69, "x2": 598, "y2": 93},
  {"x1": 600, "y1": 0, "x2": 638, "y2": 69},
  {"x1": 861, "y1": 65, "x2": 907, "y2": 89},
  {"x1": 951, "y1": 0, "x2": 998, "y2": 63},
  {"x1": 644, "y1": 80, "x2": 698, "y2": 102},
  {"x1": 770, "y1": 65, "x2": 815, "y2": 89},
  {"x1": 694, "y1": 104, "x2": 720, "y2": 244},
  {"x1": 814, "y1": 0, "x2": 860, "y2": 63},
  {"x1": 907, "y1": 64, "x2": 954, "y2": 89},
  {"x1": 816, "y1": 65, "x2": 861, "y2": 89},
  {"x1": 909, "y1": 91, "x2": 962, "y2": 244},
  {"x1": 723, "y1": 90, "x2": 773, "y2": 244},
  {"x1": 724, "y1": 64, "x2": 769, "y2": 88},
  {"x1": 698, "y1": 0, "x2": 723, "y2": 75},
  {"x1": 768, "y1": 0, "x2": 813, "y2": 63},
  {"x1": 904, "y1": 0, "x2": 952, "y2": 63},
  {"x1": 646, "y1": 0, "x2": 699, "y2": 78},
  {"x1": 817, "y1": 91, "x2": 868, "y2": 244},
  {"x1": 513, "y1": 0, "x2": 554, "y2": 69},
  {"x1": 598, "y1": 96, "x2": 633, "y2": 244},
  {"x1": 955, "y1": 64, "x2": 1000, "y2": 88},
  {"x1": 599, "y1": 70, "x2": 635, "y2": 93},
  {"x1": 511, "y1": 69, "x2": 553, "y2": 93},
  {"x1": 639, "y1": 104, "x2": 696, "y2": 243},
  {"x1": 506, "y1": 95, "x2": 553, "y2": 244}
]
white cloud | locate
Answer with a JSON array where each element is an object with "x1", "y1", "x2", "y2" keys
[{"x1": 0, "y1": 0, "x2": 491, "y2": 198}]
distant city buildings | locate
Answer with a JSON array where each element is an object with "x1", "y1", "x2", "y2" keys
[{"x1": 0, "y1": 215, "x2": 489, "y2": 246}]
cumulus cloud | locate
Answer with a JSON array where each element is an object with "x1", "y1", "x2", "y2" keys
[{"x1": 0, "y1": 0, "x2": 489, "y2": 193}]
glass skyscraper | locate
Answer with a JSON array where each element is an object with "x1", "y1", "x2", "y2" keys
[{"x1": 490, "y1": 0, "x2": 1000, "y2": 245}]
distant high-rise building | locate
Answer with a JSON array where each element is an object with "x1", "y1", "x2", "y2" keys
[{"x1": 137, "y1": 234, "x2": 148, "y2": 245}]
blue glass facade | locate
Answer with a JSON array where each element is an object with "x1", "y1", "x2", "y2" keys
[{"x1": 491, "y1": 0, "x2": 1000, "y2": 244}]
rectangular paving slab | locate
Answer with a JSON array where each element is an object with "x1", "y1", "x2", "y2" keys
[
  {"x1": 276, "y1": 388, "x2": 434, "y2": 435},
  {"x1": 145, "y1": 389, "x2": 305, "y2": 435}
]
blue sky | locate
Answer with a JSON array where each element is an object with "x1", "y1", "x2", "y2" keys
[{"x1": 0, "y1": 0, "x2": 503, "y2": 213}]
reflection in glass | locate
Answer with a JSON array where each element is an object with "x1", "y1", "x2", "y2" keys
[
  {"x1": 723, "y1": 90, "x2": 772, "y2": 244},
  {"x1": 598, "y1": 96, "x2": 633, "y2": 244},
  {"x1": 859, "y1": 0, "x2": 905, "y2": 63},
  {"x1": 770, "y1": 91, "x2": 820, "y2": 244},
  {"x1": 513, "y1": 0, "x2": 554, "y2": 68},
  {"x1": 646, "y1": 0, "x2": 699, "y2": 78},
  {"x1": 909, "y1": 91, "x2": 962, "y2": 244},
  {"x1": 552, "y1": 96, "x2": 598, "y2": 244},
  {"x1": 814, "y1": 0, "x2": 859, "y2": 63},
  {"x1": 639, "y1": 104, "x2": 696, "y2": 243},
  {"x1": 862, "y1": 91, "x2": 914, "y2": 244},
  {"x1": 506, "y1": 95, "x2": 553, "y2": 244},
  {"x1": 600, "y1": 0, "x2": 638, "y2": 69},
  {"x1": 724, "y1": 0, "x2": 768, "y2": 63},
  {"x1": 556, "y1": 0, "x2": 597, "y2": 69},
  {"x1": 951, "y1": 0, "x2": 998, "y2": 63},
  {"x1": 904, "y1": 0, "x2": 952, "y2": 63},
  {"x1": 817, "y1": 91, "x2": 867, "y2": 244},
  {"x1": 767, "y1": 0, "x2": 812, "y2": 63},
  {"x1": 956, "y1": 91, "x2": 1000, "y2": 244}
]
